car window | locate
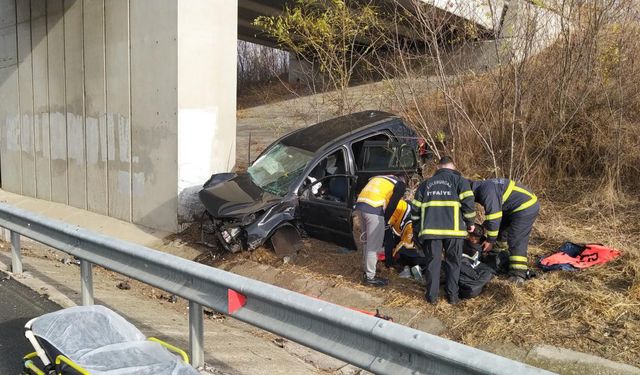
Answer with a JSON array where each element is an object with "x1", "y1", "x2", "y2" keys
[
  {"x1": 351, "y1": 133, "x2": 391, "y2": 170},
  {"x1": 399, "y1": 145, "x2": 417, "y2": 169},
  {"x1": 361, "y1": 144, "x2": 395, "y2": 170},
  {"x1": 247, "y1": 142, "x2": 314, "y2": 196},
  {"x1": 303, "y1": 149, "x2": 349, "y2": 204},
  {"x1": 358, "y1": 141, "x2": 417, "y2": 172}
]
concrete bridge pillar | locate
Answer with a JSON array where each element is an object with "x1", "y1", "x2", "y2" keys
[{"x1": 0, "y1": 0, "x2": 237, "y2": 232}]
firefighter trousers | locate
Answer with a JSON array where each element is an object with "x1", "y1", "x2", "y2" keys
[
  {"x1": 422, "y1": 238, "x2": 463, "y2": 303},
  {"x1": 498, "y1": 202, "x2": 540, "y2": 275}
]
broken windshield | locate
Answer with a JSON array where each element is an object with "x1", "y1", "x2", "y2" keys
[{"x1": 247, "y1": 143, "x2": 314, "y2": 196}]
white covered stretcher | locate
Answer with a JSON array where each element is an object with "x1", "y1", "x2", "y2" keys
[{"x1": 22, "y1": 305, "x2": 199, "y2": 375}]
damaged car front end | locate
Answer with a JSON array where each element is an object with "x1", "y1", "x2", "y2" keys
[
  {"x1": 199, "y1": 110, "x2": 423, "y2": 253},
  {"x1": 199, "y1": 142, "x2": 313, "y2": 252}
]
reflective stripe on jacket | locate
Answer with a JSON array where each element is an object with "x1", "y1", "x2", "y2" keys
[
  {"x1": 411, "y1": 168, "x2": 476, "y2": 240},
  {"x1": 355, "y1": 175, "x2": 406, "y2": 221},
  {"x1": 471, "y1": 178, "x2": 538, "y2": 241}
]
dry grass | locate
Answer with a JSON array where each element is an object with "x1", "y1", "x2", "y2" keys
[
  {"x1": 199, "y1": 183, "x2": 640, "y2": 366},
  {"x1": 444, "y1": 186, "x2": 640, "y2": 365},
  {"x1": 226, "y1": 6, "x2": 640, "y2": 363},
  {"x1": 237, "y1": 78, "x2": 299, "y2": 110}
]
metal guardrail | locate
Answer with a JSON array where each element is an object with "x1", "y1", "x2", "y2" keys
[{"x1": 0, "y1": 203, "x2": 554, "y2": 375}]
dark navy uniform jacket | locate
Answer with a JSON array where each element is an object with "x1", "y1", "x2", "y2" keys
[
  {"x1": 411, "y1": 168, "x2": 476, "y2": 240},
  {"x1": 471, "y1": 178, "x2": 538, "y2": 242}
]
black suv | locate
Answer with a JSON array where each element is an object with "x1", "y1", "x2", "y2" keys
[{"x1": 199, "y1": 111, "x2": 424, "y2": 253}]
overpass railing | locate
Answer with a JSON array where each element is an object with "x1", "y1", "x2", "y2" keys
[{"x1": 0, "y1": 203, "x2": 553, "y2": 375}]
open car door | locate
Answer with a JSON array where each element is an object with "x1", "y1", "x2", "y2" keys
[
  {"x1": 298, "y1": 174, "x2": 357, "y2": 249},
  {"x1": 353, "y1": 141, "x2": 419, "y2": 194}
]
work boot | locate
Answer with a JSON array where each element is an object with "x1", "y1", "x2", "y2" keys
[
  {"x1": 508, "y1": 275, "x2": 526, "y2": 285},
  {"x1": 508, "y1": 270, "x2": 527, "y2": 285},
  {"x1": 398, "y1": 266, "x2": 412, "y2": 278},
  {"x1": 424, "y1": 295, "x2": 438, "y2": 305},
  {"x1": 410, "y1": 265, "x2": 425, "y2": 285},
  {"x1": 363, "y1": 274, "x2": 389, "y2": 287}
]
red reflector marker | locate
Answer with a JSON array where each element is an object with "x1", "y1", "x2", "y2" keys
[{"x1": 228, "y1": 289, "x2": 247, "y2": 314}]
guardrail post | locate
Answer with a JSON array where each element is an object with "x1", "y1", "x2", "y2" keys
[
  {"x1": 80, "y1": 260, "x2": 94, "y2": 305},
  {"x1": 189, "y1": 301, "x2": 204, "y2": 368},
  {"x1": 10, "y1": 231, "x2": 22, "y2": 274}
]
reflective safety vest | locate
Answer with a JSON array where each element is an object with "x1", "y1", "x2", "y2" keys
[
  {"x1": 471, "y1": 179, "x2": 538, "y2": 241},
  {"x1": 392, "y1": 222, "x2": 414, "y2": 258},
  {"x1": 411, "y1": 168, "x2": 476, "y2": 239},
  {"x1": 389, "y1": 200, "x2": 414, "y2": 256},
  {"x1": 356, "y1": 175, "x2": 398, "y2": 210},
  {"x1": 389, "y1": 200, "x2": 411, "y2": 235}
]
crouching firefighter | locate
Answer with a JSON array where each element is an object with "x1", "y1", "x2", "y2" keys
[
  {"x1": 384, "y1": 200, "x2": 425, "y2": 280},
  {"x1": 471, "y1": 178, "x2": 540, "y2": 284},
  {"x1": 354, "y1": 175, "x2": 406, "y2": 287},
  {"x1": 411, "y1": 157, "x2": 476, "y2": 304}
]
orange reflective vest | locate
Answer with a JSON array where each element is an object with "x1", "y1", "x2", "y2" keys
[
  {"x1": 388, "y1": 200, "x2": 414, "y2": 257},
  {"x1": 389, "y1": 200, "x2": 410, "y2": 234},
  {"x1": 392, "y1": 222, "x2": 414, "y2": 258}
]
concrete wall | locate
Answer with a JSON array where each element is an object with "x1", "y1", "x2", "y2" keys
[
  {"x1": 176, "y1": 0, "x2": 237, "y2": 224},
  {"x1": 0, "y1": 0, "x2": 238, "y2": 232},
  {"x1": 500, "y1": 0, "x2": 563, "y2": 61},
  {"x1": 130, "y1": 0, "x2": 179, "y2": 230}
]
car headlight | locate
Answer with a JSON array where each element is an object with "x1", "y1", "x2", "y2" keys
[{"x1": 241, "y1": 213, "x2": 256, "y2": 226}]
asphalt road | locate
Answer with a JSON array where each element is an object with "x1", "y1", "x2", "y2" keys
[{"x1": 0, "y1": 275, "x2": 60, "y2": 375}]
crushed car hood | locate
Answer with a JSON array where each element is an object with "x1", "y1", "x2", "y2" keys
[{"x1": 199, "y1": 173, "x2": 282, "y2": 218}]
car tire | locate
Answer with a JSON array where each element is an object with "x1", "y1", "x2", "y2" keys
[{"x1": 270, "y1": 225, "x2": 302, "y2": 258}]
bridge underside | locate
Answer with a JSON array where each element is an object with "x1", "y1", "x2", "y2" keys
[
  {"x1": 237, "y1": 0, "x2": 507, "y2": 46},
  {"x1": 0, "y1": 0, "x2": 560, "y2": 232}
]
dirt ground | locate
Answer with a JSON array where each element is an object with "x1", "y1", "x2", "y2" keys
[
  {"x1": 185, "y1": 191, "x2": 640, "y2": 369},
  {"x1": 229, "y1": 82, "x2": 640, "y2": 368}
]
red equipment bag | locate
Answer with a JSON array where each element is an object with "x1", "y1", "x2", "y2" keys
[{"x1": 539, "y1": 243, "x2": 621, "y2": 270}]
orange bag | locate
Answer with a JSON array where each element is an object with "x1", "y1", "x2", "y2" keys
[{"x1": 539, "y1": 244, "x2": 621, "y2": 270}]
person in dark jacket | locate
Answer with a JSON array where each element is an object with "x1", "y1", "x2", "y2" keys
[
  {"x1": 354, "y1": 175, "x2": 406, "y2": 287},
  {"x1": 464, "y1": 225, "x2": 485, "y2": 258},
  {"x1": 411, "y1": 156, "x2": 476, "y2": 304},
  {"x1": 471, "y1": 178, "x2": 540, "y2": 284},
  {"x1": 458, "y1": 226, "x2": 494, "y2": 299}
]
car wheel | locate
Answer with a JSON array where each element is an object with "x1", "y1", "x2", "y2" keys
[{"x1": 270, "y1": 225, "x2": 302, "y2": 258}]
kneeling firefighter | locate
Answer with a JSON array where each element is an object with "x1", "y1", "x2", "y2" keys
[
  {"x1": 471, "y1": 178, "x2": 540, "y2": 284},
  {"x1": 354, "y1": 175, "x2": 406, "y2": 287}
]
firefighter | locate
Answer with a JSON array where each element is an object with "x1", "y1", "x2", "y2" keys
[
  {"x1": 354, "y1": 175, "x2": 406, "y2": 287},
  {"x1": 411, "y1": 157, "x2": 476, "y2": 304},
  {"x1": 470, "y1": 178, "x2": 540, "y2": 284}
]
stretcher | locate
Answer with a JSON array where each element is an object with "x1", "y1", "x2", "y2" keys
[{"x1": 21, "y1": 305, "x2": 199, "y2": 375}]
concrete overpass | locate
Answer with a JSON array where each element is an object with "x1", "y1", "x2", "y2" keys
[{"x1": 0, "y1": 0, "x2": 560, "y2": 232}]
